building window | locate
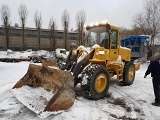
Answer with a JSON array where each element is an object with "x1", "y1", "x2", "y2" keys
[
  {"x1": 68, "y1": 33, "x2": 77, "y2": 40},
  {"x1": 56, "y1": 32, "x2": 63, "y2": 39},
  {"x1": 131, "y1": 39, "x2": 135, "y2": 45},
  {"x1": 0, "y1": 28, "x2": 4, "y2": 35},
  {"x1": 125, "y1": 39, "x2": 129, "y2": 46},
  {"x1": 121, "y1": 40, "x2": 125, "y2": 47},
  {"x1": 136, "y1": 38, "x2": 141, "y2": 43},
  {"x1": 132, "y1": 47, "x2": 140, "y2": 52}
]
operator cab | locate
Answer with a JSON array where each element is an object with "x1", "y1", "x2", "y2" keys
[
  {"x1": 87, "y1": 24, "x2": 118, "y2": 49},
  {"x1": 86, "y1": 23, "x2": 120, "y2": 59}
]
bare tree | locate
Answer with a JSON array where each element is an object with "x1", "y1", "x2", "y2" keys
[
  {"x1": 34, "y1": 11, "x2": 42, "y2": 50},
  {"x1": 75, "y1": 10, "x2": 86, "y2": 45},
  {"x1": 61, "y1": 10, "x2": 70, "y2": 49},
  {"x1": 133, "y1": 13, "x2": 152, "y2": 36},
  {"x1": 133, "y1": 0, "x2": 160, "y2": 45},
  {"x1": 49, "y1": 17, "x2": 57, "y2": 50},
  {"x1": 83, "y1": 31, "x2": 90, "y2": 46},
  {"x1": 18, "y1": 4, "x2": 28, "y2": 50},
  {"x1": 120, "y1": 27, "x2": 131, "y2": 38},
  {"x1": 0, "y1": 4, "x2": 10, "y2": 49},
  {"x1": 120, "y1": 26, "x2": 147, "y2": 38}
]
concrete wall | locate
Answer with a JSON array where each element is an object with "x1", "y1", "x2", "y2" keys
[{"x1": 0, "y1": 36, "x2": 79, "y2": 51}]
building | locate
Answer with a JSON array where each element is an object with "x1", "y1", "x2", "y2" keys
[
  {"x1": 121, "y1": 35, "x2": 160, "y2": 60},
  {"x1": 0, "y1": 26, "x2": 79, "y2": 51},
  {"x1": 121, "y1": 35, "x2": 149, "y2": 59}
]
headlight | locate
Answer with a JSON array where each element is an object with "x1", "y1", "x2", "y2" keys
[{"x1": 98, "y1": 51, "x2": 104, "y2": 54}]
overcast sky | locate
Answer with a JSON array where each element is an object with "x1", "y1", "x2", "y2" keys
[{"x1": 0, "y1": 0, "x2": 144, "y2": 30}]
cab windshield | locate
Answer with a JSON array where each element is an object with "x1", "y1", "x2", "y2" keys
[{"x1": 89, "y1": 31, "x2": 109, "y2": 49}]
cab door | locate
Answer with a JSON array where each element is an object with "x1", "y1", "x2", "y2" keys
[{"x1": 109, "y1": 30, "x2": 118, "y2": 60}]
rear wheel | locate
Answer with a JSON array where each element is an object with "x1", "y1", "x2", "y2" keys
[
  {"x1": 123, "y1": 61, "x2": 135, "y2": 85},
  {"x1": 80, "y1": 64, "x2": 110, "y2": 100}
]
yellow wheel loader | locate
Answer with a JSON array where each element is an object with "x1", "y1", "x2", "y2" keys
[{"x1": 12, "y1": 21, "x2": 140, "y2": 118}]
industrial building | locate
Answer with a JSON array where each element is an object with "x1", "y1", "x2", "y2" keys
[
  {"x1": 121, "y1": 35, "x2": 160, "y2": 60},
  {"x1": 0, "y1": 26, "x2": 79, "y2": 51}
]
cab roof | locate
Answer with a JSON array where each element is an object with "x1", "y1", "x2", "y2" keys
[{"x1": 86, "y1": 23, "x2": 120, "y2": 32}]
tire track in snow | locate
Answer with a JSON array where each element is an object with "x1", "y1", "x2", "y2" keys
[
  {"x1": 0, "y1": 85, "x2": 37, "y2": 120},
  {"x1": 0, "y1": 91, "x2": 26, "y2": 119},
  {"x1": 109, "y1": 84, "x2": 157, "y2": 120},
  {"x1": 14, "y1": 107, "x2": 36, "y2": 120}
]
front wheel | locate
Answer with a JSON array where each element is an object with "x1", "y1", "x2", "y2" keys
[
  {"x1": 80, "y1": 64, "x2": 110, "y2": 100},
  {"x1": 123, "y1": 61, "x2": 135, "y2": 85}
]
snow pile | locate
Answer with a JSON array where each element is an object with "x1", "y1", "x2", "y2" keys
[
  {"x1": 92, "y1": 44, "x2": 100, "y2": 48},
  {"x1": 0, "y1": 93, "x2": 26, "y2": 118},
  {"x1": 76, "y1": 44, "x2": 100, "y2": 63},
  {"x1": 32, "y1": 50, "x2": 54, "y2": 57},
  {"x1": 0, "y1": 50, "x2": 33, "y2": 59},
  {"x1": 77, "y1": 45, "x2": 91, "y2": 63},
  {"x1": 12, "y1": 85, "x2": 62, "y2": 118},
  {"x1": 0, "y1": 49, "x2": 55, "y2": 59}
]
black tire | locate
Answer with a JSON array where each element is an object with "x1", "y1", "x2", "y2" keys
[
  {"x1": 80, "y1": 64, "x2": 110, "y2": 100},
  {"x1": 32, "y1": 57, "x2": 39, "y2": 63},
  {"x1": 123, "y1": 61, "x2": 135, "y2": 85}
]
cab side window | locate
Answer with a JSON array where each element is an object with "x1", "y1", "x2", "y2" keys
[{"x1": 111, "y1": 30, "x2": 118, "y2": 49}]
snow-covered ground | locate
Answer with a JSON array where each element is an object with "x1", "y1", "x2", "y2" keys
[
  {"x1": 0, "y1": 56, "x2": 160, "y2": 119},
  {"x1": 0, "y1": 50, "x2": 55, "y2": 60}
]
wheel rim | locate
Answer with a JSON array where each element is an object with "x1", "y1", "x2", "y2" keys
[
  {"x1": 128, "y1": 67, "x2": 134, "y2": 81},
  {"x1": 95, "y1": 73, "x2": 107, "y2": 93}
]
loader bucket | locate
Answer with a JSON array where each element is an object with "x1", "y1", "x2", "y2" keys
[{"x1": 12, "y1": 64, "x2": 75, "y2": 118}]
